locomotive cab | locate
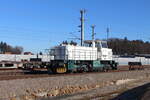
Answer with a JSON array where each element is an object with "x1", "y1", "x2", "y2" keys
[
  {"x1": 84, "y1": 40, "x2": 108, "y2": 48},
  {"x1": 84, "y1": 40, "x2": 112, "y2": 61},
  {"x1": 84, "y1": 40, "x2": 117, "y2": 70}
]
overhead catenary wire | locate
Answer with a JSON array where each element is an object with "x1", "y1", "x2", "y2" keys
[
  {"x1": 0, "y1": 26, "x2": 68, "y2": 39},
  {"x1": 0, "y1": 25, "x2": 65, "y2": 34},
  {"x1": 0, "y1": 29, "x2": 67, "y2": 42}
]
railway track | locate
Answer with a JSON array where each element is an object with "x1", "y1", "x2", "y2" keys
[{"x1": 0, "y1": 65, "x2": 150, "y2": 81}]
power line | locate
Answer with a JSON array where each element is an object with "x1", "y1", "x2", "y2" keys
[
  {"x1": 0, "y1": 26, "x2": 64, "y2": 33},
  {"x1": 0, "y1": 26, "x2": 67, "y2": 38},
  {"x1": 0, "y1": 35, "x2": 51, "y2": 41}
]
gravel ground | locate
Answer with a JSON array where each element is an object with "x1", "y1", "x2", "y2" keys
[
  {"x1": 0, "y1": 70, "x2": 150, "y2": 100},
  {"x1": 46, "y1": 78, "x2": 150, "y2": 100}
]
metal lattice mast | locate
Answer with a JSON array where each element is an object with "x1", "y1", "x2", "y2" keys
[
  {"x1": 91, "y1": 25, "x2": 96, "y2": 41},
  {"x1": 107, "y1": 27, "x2": 109, "y2": 41}
]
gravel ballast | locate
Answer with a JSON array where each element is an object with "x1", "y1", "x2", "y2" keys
[{"x1": 0, "y1": 70, "x2": 150, "y2": 100}]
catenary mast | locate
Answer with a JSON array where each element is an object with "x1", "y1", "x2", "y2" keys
[{"x1": 80, "y1": 10, "x2": 86, "y2": 46}]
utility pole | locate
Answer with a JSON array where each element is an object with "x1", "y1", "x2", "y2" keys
[
  {"x1": 91, "y1": 25, "x2": 96, "y2": 41},
  {"x1": 80, "y1": 9, "x2": 86, "y2": 46}
]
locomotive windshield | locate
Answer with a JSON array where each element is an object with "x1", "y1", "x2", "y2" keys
[
  {"x1": 101, "y1": 41, "x2": 108, "y2": 48},
  {"x1": 50, "y1": 49, "x2": 55, "y2": 56}
]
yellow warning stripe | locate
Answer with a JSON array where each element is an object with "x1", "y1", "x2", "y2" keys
[{"x1": 56, "y1": 67, "x2": 67, "y2": 73}]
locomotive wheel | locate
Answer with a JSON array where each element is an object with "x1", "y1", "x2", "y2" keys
[
  {"x1": 82, "y1": 67, "x2": 87, "y2": 72},
  {"x1": 47, "y1": 68, "x2": 52, "y2": 74},
  {"x1": 103, "y1": 67, "x2": 108, "y2": 72}
]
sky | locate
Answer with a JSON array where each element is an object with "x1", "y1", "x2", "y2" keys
[{"x1": 0, "y1": 0, "x2": 150, "y2": 53}]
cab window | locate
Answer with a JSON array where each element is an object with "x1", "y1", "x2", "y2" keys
[{"x1": 101, "y1": 42, "x2": 108, "y2": 48}]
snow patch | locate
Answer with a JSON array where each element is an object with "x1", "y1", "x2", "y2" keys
[{"x1": 115, "y1": 79, "x2": 136, "y2": 85}]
